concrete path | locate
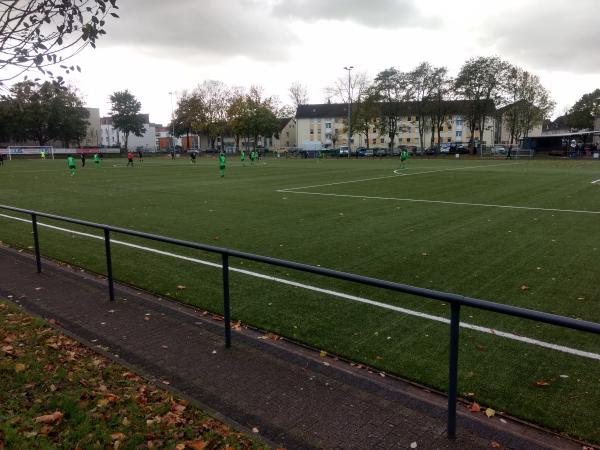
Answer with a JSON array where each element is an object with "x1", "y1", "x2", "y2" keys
[{"x1": 0, "y1": 245, "x2": 583, "y2": 450}]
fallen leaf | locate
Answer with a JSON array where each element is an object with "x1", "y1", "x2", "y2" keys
[
  {"x1": 14, "y1": 363, "x2": 26, "y2": 373},
  {"x1": 469, "y1": 402, "x2": 481, "y2": 413},
  {"x1": 520, "y1": 284, "x2": 529, "y2": 291},
  {"x1": 34, "y1": 411, "x2": 63, "y2": 424},
  {"x1": 185, "y1": 441, "x2": 207, "y2": 450},
  {"x1": 490, "y1": 442, "x2": 501, "y2": 448},
  {"x1": 410, "y1": 443, "x2": 418, "y2": 449},
  {"x1": 0, "y1": 303, "x2": 5, "y2": 310},
  {"x1": 144, "y1": 316, "x2": 150, "y2": 321},
  {"x1": 40, "y1": 425, "x2": 53, "y2": 435},
  {"x1": 535, "y1": 380, "x2": 550, "y2": 387},
  {"x1": 421, "y1": 252, "x2": 428, "y2": 257},
  {"x1": 175, "y1": 445, "x2": 186, "y2": 450},
  {"x1": 176, "y1": 285, "x2": 186, "y2": 290},
  {"x1": 111, "y1": 433, "x2": 125, "y2": 441},
  {"x1": 122, "y1": 417, "x2": 130, "y2": 426},
  {"x1": 319, "y1": 350, "x2": 327, "y2": 357},
  {"x1": 252, "y1": 427, "x2": 259, "y2": 433},
  {"x1": 485, "y1": 408, "x2": 495, "y2": 418},
  {"x1": 97, "y1": 398, "x2": 110, "y2": 407}
]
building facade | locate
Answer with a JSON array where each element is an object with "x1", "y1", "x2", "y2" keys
[
  {"x1": 101, "y1": 114, "x2": 158, "y2": 151},
  {"x1": 295, "y1": 102, "x2": 496, "y2": 150}
]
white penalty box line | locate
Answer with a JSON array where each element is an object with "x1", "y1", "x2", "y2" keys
[
  {"x1": 1, "y1": 212, "x2": 599, "y2": 361},
  {"x1": 277, "y1": 163, "x2": 600, "y2": 215}
]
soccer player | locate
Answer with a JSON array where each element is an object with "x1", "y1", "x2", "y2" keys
[
  {"x1": 400, "y1": 149, "x2": 409, "y2": 169},
  {"x1": 40, "y1": 150, "x2": 46, "y2": 160},
  {"x1": 190, "y1": 151, "x2": 197, "y2": 164},
  {"x1": 67, "y1": 155, "x2": 76, "y2": 176},
  {"x1": 80, "y1": 152, "x2": 86, "y2": 167},
  {"x1": 240, "y1": 149, "x2": 246, "y2": 166},
  {"x1": 250, "y1": 149, "x2": 255, "y2": 165},
  {"x1": 0, "y1": 153, "x2": 4, "y2": 166},
  {"x1": 127, "y1": 151, "x2": 134, "y2": 167},
  {"x1": 138, "y1": 149, "x2": 144, "y2": 163},
  {"x1": 94, "y1": 153, "x2": 101, "y2": 167},
  {"x1": 219, "y1": 151, "x2": 226, "y2": 177}
]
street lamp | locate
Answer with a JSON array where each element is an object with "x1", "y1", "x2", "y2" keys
[
  {"x1": 344, "y1": 66, "x2": 354, "y2": 158},
  {"x1": 169, "y1": 91, "x2": 175, "y2": 152}
]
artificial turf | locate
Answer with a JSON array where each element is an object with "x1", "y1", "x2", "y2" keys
[{"x1": 1, "y1": 154, "x2": 599, "y2": 443}]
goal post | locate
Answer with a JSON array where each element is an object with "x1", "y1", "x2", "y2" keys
[{"x1": 6, "y1": 146, "x2": 54, "y2": 160}]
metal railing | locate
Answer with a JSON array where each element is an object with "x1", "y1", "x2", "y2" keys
[{"x1": 1, "y1": 203, "x2": 600, "y2": 439}]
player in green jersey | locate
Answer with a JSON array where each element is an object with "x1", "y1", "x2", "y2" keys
[
  {"x1": 219, "y1": 151, "x2": 226, "y2": 177},
  {"x1": 400, "y1": 149, "x2": 409, "y2": 169},
  {"x1": 93, "y1": 153, "x2": 101, "y2": 167},
  {"x1": 67, "y1": 155, "x2": 76, "y2": 176},
  {"x1": 240, "y1": 150, "x2": 246, "y2": 166},
  {"x1": 250, "y1": 150, "x2": 255, "y2": 165}
]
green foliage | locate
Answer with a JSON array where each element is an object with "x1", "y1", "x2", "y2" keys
[
  {"x1": 565, "y1": 88, "x2": 600, "y2": 131},
  {"x1": 109, "y1": 90, "x2": 145, "y2": 150},
  {"x1": 0, "y1": 0, "x2": 119, "y2": 83},
  {"x1": 228, "y1": 87, "x2": 280, "y2": 150},
  {"x1": 1, "y1": 81, "x2": 89, "y2": 145}
]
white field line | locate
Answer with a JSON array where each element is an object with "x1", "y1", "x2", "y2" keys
[
  {"x1": 1, "y1": 212, "x2": 599, "y2": 361},
  {"x1": 277, "y1": 162, "x2": 521, "y2": 192},
  {"x1": 592, "y1": 179, "x2": 600, "y2": 184},
  {"x1": 280, "y1": 191, "x2": 600, "y2": 215}
]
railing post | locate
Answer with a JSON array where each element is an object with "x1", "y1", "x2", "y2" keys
[
  {"x1": 31, "y1": 213, "x2": 42, "y2": 273},
  {"x1": 222, "y1": 253, "x2": 231, "y2": 348},
  {"x1": 104, "y1": 229, "x2": 115, "y2": 301},
  {"x1": 447, "y1": 302, "x2": 461, "y2": 439}
]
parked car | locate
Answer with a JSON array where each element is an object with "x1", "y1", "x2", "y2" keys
[
  {"x1": 492, "y1": 145, "x2": 507, "y2": 155},
  {"x1": 374, "y1": 148, "x2": 387, "y2": 157},
  {"x1": 338, "y1": 145, "x2": 349, "y2": 157},
  {"x1": 358, "y1": 148, "x2": 374, "y2": 157},
  {"x1": 448, "y1": 143, "x2": 469, "y2": 154},
  {"x1": 439, "y1": 144, "x2": 451, "y2": 154}
]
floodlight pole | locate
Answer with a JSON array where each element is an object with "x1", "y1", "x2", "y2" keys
[
  {"x1": 169, "y1": 91, "x2": 175, "y2": 151},
  {"x1": 344, "y1": 66, "x2": 354, "y2": 158}
]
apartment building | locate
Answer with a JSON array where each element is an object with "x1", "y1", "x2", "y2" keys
[
  {"x1": 296, "y1": 102, "x2": 496, "y2": 150},
  {"x1": 101, "y1": 114, "x2": 158, "y2": 151}
]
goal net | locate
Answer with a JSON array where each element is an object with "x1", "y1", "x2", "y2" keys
[{"x1": 5, "y1": 146, "x2": 54, "y2": 160}]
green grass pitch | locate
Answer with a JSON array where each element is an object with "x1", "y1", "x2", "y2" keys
[{"x1": 1, "y1": 155, "x2": 599, "y2": 443}]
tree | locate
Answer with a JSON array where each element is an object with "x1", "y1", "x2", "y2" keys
[
  {"x1": 228, "y1": 87, "x2": 279, "y2": 151},
  {"x1": 406, "y1": 62, "x2": 440, "y2": 150},
  {"x1": 503, "y1": 67, "x2": 554, "y2": 144},
  {"x1": 173, "y1": 90, "x2": 205, "y2": 148},
  {"x1": 427, "y1": 67, "x2": 453, "y2": 149},
  {"x1": 109, "y1": 90, "x2": 145, "y2": 151},
  {"x1": 371, "y1": 68, "x2": 410, "y2": 151},
  {"x1": 6, "y1": 80, "x2": 88, "y2": 145},
  {"x1": 565, "y1": 89, "x2": 600, "y2": 131},
  {"x1": 194, "y1": 80, "x2": 231, "y2": 150},
  {"x1": 454, "y1": 56, "x2": 510, "y2": 147},
  {"x1": 0, "y1": 0, "x2": 119, "y2": 83},
  {"x1": 289, "y1": 81, "x2": 309, "y2": 109},
  {"x1": 352, "y1": 92, "x2": 378, "y2": 150}
]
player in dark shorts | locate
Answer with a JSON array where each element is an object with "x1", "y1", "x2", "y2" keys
[
  {"x1": 127, "y1": 151, "x2": 134, "y2": 167},
  {"x1": 138, "y1": 149, "x2": 144, "y2": 163},
  {"x1": 190, "y1": 151, "x2": 197, "y2": 164},
  {"x1": 0, "y1": 153, "x2": 4, "y2": 166},
  {"x1": 80, "y1": 152, "x2": 86, "y2": 167}
]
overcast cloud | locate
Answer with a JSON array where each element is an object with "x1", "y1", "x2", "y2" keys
[
  {"x1": 63, "y1": 0, "x2": 599, "y2": 124},
  {"x1": 484, "y1": 0, "x2": 600, "y2": 72},
  {"x1": 104, "y1": 0, "x2": 297, "y2": 61},
  {"x1": 271, "y1": 0, "x2": 434, "y2": 29}
]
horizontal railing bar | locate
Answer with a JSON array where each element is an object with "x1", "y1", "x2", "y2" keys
[{"x1": 2, "y1": 204, "x2": 600, "y2": 336}]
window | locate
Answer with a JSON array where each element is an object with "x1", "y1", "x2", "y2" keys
[
  {"x1": 447, "y1": 138, "x2": 452, "y2": 142},
  {"x1": 372, "y1": 138, "x2": 377, "y2": 144},
  {"x1": 310, "y1": 129, "x2": 314, "y2": 135},
  {"x1": 380, "y1": 138, "x2": 385, "y2": 143},
  {"x1": 372, "y1": 128, "x2": 377, "y2": 134},
  {"x1": 286, "y1": 132, "x2": 289, "y2": 137},
  {"x1": 447, "y1": 125, "x2": 452, "y2": 131},
  {"x1": 407, "y1": 116, "x2": 412, "y2": 121},
  {"x1": 407, "y1": 127, "x2": 411, "y2": 134},
  {"x1": 407, "y1": 138, "x2": 411, "y2": 143},
  {"x1": 317, "y1": 129, "x2": 321, "y2": 134},
  {"x1": 456, "y1": 119, "x2": 463, "y2": 127},
  {"x1": 455, "y1": 131, "x2": 462, "y2": 138},
  {"x1": 325, "y1": 123, "x2": 332, "y2": 129}
]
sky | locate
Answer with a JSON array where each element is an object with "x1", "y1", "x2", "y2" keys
[{"x1": 63, "y1": 0, "x2": 600, "y2": 125}]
